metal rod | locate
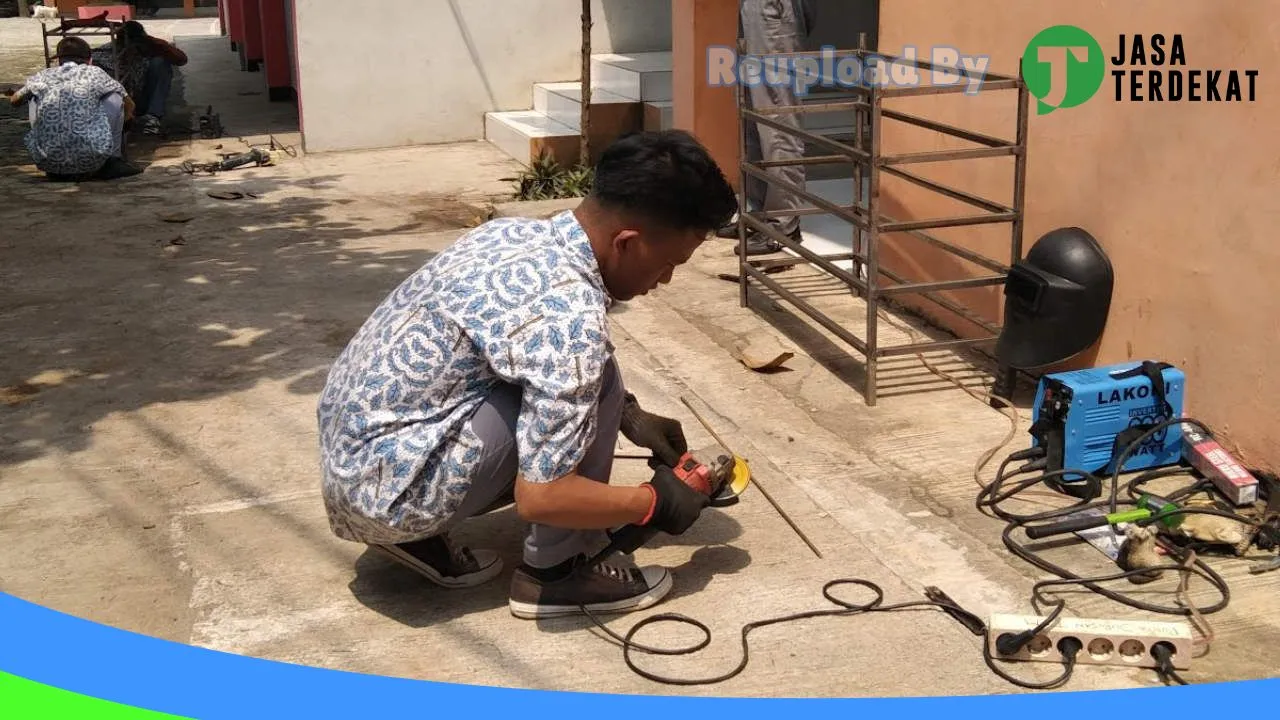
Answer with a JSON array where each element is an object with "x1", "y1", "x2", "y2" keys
[
  {"x1": 735, "y1": 47, "x2": 1018, "y2": 84},
  {"x1": 742, "y1": 212, "x2": 869, "y2": 294},
  {"x1": 880, "y1": 211, "x2": 1019, "y2": 234},
  {"x1": 879, "y1": 146, "x2": 1019, "y2": 166},
  {"x1": 737, "y1": 34, "x2": 750, "y2": 311},
  {"x1": 880, "y1": 78, "x2": 1021, "y2": 98},
  {"x1": 879, "y1": 108, "x2": 1012, "y2": 149},
  {"x1": 742, "y1": 108, "x2": 870, "y2": 162},
  {"x1": 854, "y1": 30, "x2": 868, "y2": 287},
  {"x1": 678, "y1": 395, "x2": 823, "y2": 559},
  {"x1": 1011, "y1": 66, "x2": 1030, "y2": 265},
  {"x1": 749, "y1": 99, "x2": 870, "y2": 116},
  {"x1": 878, "y1": 274, "x2": 1008, "y2": 296},
  {"x1": 742, "y1": 163, "x2": 868, "y2": 231},
  {"x1": 744, "y1": 263, "x2": 869, "y2": 354},
  {"x1": 880, "y1": 217, "x2": 1009, "y2": 273},
  {"x1": 876, "y1": 265, "x2": 1002, "y2": 336},
  {"x1": 865, "y1": 83, "x2": 883, "y2": 407},
  {"x1": 756, "y1": 154, "x2": 856, "y2": 168},
  {"x1": 879, "y1": 164, "x2": 1013, "y2": 214},
  {"x1": 875, "y1": 336, "x2": 999, "y2": 358}
]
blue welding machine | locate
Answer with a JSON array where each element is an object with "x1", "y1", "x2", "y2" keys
[{"x1": 1028, "y1": 360, "x2": 1186, "y2": 490}]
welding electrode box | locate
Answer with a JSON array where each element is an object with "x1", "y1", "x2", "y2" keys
[{"x1": 1030, "y1": 361, "x2": 1186, "y2": 477}]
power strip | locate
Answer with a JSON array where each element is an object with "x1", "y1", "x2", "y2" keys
[{"x1": 987, "y1": 613, "x2": 1193, "y2": 670}]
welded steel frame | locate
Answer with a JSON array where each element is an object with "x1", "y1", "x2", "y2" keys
[
  {"x1": 41, "y1": 17, "x2": 124, "y2": 79},
  {"x1": 733, "y1": 39, "x2": 1030, "y2": 407}
]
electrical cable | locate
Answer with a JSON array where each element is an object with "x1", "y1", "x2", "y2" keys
[
  {"x1": 579, "y1": 298, "x2": 1264, "y2": 691},
  {"x1": 575, "y1": 578, "x2": 1027, "y2": 687}
]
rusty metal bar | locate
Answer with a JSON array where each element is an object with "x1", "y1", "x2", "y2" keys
[
  {"x1": 879, "y1": 146, "x2": 1019, "y2": 165},
  {"x1": 741, "y1": 212, "x2": 869, "y2": 294},
  {"x1": 733, "y1": 41, "x2": 1026, "y2": 406},
  {"x1": 742, "y1": 162, "x2": 868, "y2": 230},
  {"x1": 880, "y1": 211, "x2": 1019, "y2": 234},
  {"x1": 864, "y1": 83, "x2": 883, "y2": 405},
  {"x1": 750, "y1": 99, "x2": 870, "y2": 117},
  {"x1": 876, "y1": 336, "x2": 999, "y2": 358},
  {"x1": 875, "y1": 265, "x2": 1002, "y2": 336},
  {"x1": 742, "y1": 264, "x2": 870, "y2": 356},
  {"x1": 878, "y1": 275, "x2": 1008, "y2": 296},
  {"x1": 880, "y1": 78, "x2": 1022, "y2": 98},
  {"x1": 880, "y1": 217, "x2": 1009, "y2": 274},
  {"x1": 879, "y1": 108, "x2": 1012, "y2": 149},
  {"x1": 757, "y1": 154, "x2": 857, "y2": 168},
  {"x1": 742, "y1": 108, "x2": 870, "y2": 162},
  {"x1": 878, "y1": 164, "x2": 1012, "y2": 214}
]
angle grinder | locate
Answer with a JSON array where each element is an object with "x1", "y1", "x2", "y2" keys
[{"x1": 587, "y1": 448, "x2": 752, "y2": 566}]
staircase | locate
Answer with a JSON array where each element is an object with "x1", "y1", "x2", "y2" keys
[
  {"x1": 484, "y1": 52, "x2": 675, "y2": 168},
  {"x1": 484, "y1": 50, "x2": 861, "y2": 180}
]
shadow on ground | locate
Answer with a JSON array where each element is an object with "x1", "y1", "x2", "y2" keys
[{"x1": 0, "y1": 149, "x2": 472, "y2": 467}]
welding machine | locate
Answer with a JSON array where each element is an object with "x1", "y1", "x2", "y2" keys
[{"x1": 1028, "y1": 360, "x2": 1186, "y2": 494}]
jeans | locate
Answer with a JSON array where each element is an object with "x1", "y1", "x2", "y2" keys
[
  {"x1": 137, "y1": 56, "x2": 173, "y2": 118},
  {"x1": 436, "y1": 355, "x2": 628, "y2": 569}
]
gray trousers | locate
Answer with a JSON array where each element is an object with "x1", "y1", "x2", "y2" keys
[
  {"x1": 741, "y1": 0, "x2": 807, "y2": 236},
  {"x1": 439, "y1": 355, "x2": 626, "y2": 569}
]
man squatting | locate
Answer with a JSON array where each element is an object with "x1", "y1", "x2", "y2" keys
[{"x1": 317, "y1": 130, "x2": 740, "y2": 619}]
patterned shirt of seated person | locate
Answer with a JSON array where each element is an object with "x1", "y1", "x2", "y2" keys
[{"x1": 9, "y1": 37, "x2": 141, "y2": 182}]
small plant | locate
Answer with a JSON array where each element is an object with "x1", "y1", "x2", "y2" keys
[{"x1": 503, "y1": 150, "x2": 594, "y2": 201}]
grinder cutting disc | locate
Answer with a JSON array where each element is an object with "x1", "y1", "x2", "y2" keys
[{"x1": 710, "y1": 455, "x2": 752, "y2": 508}]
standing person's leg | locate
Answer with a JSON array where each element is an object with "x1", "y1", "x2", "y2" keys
[{"x1": 737, "y1": 0, "x2": 807, "y2": 256}]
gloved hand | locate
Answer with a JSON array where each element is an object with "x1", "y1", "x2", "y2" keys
[
  {"x1": 619, "y1": 392, "x2": 688, "y2": 468},
  {"x1": 641, "y1": 464, "x2": 711, "y2": 536}
]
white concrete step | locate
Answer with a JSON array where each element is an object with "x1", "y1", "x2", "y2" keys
[
  {"x1": 643, "y1": 100, "x2": 673, "y2": 131},
  {"x1": 591, "y1": 51, "x2": 672, "y2": 102},
  {"x1": 533, "y1": 82, "x2": 637, "y2": 132},
  {"x1": 483, "y1": 110, "x2": 577, "y2": 165}
]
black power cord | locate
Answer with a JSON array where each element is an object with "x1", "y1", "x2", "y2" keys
[
  {"x1": 575, "y1": 417, "x2": 1264, "y2": 692},
  {"x1": 576, "y1": 579, "x2": 989, "y2": 687},
  {"x1": 974, "y1": 415, "x2": 1276, "y2": 685}
]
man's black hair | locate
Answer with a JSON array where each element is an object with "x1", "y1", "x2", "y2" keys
[{"x1": 589, "y1": 130, "x2": 737, "y2": 234}]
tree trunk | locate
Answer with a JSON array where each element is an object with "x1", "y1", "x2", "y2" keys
[{"x1": 579, "y1": 0, "x2": 592, "y2": 167}]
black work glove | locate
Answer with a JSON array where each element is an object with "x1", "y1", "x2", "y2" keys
[
  {"x1": 619, "y1": 392, "x2": 688, "y2": 468},
  {"x1": 642, "y1": 464, "x2": 711, "y2": 536}
]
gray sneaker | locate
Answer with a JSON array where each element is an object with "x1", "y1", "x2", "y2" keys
[
  {"x1": 370, "y1": 534, "x2": 503, "y2": 589},
  {"x1": 508, "y1": 554, "x2": 672, "y2": 619}
]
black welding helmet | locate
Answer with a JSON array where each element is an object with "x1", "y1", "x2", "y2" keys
[{"x1": 995, "y1": 227, "x2": 1114, "y2": 370}]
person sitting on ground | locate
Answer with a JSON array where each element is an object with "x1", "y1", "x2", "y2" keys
[
  {"x1": 7, "y1": 37, "x2": 142, "y2": 182},
  {"x1": 92, "y1": 20, "x2": 187, "y2": 135},
  {"x1": 317, "y1": 130, "x2": 739, "y2": 620}
]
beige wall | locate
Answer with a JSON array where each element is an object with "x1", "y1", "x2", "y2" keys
[
  {"x1": 292, "y1": 0, "x2": 672, "y2": 153},
  {"x1": 875, "y1": 2, "x2": 1278, "y2": 469}
]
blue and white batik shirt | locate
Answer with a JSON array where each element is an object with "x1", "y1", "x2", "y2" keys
[
  {"x1": 15, "y1": 62, "x2": 125, "y2": 176},
  {"x1": 317, "y1": 210, "x2": 616, "y2": 545}
]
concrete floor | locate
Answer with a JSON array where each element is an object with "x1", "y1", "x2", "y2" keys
[{"x1": 1, "y1": 18, "x2": 1277, "y2": 698}]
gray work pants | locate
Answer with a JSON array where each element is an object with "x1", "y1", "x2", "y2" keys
[
  {"x1": 438, "y1": 355, "x2": 626, "y2": 569},
  {"x1": 741, "y1": 0, "x2": 806, "y2": 236}
]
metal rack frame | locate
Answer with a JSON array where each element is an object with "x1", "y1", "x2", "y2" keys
[
  {"x1": 733, "y1": 37, "x2": 1029, "y2": 407},
  {"x1": 41, "y1": 16, "x2": 125, "y2": 79}
]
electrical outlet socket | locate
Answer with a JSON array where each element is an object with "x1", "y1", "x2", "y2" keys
[{"x1": 987, "y1": 613, "x2": 1193, "y2": 670}]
